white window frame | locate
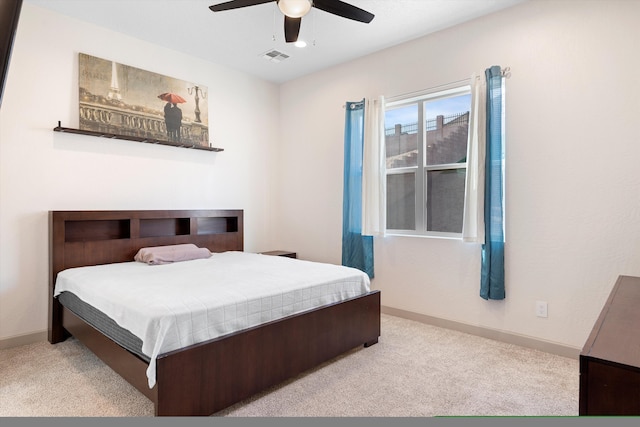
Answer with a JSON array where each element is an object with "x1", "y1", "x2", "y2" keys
[{"x1": 385, "y1": 84, "x2": 471, "y2": 239}]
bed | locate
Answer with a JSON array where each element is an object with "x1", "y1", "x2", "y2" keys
[{"x1": 48, "y1": 209, "x2": 381, "y2": 416}]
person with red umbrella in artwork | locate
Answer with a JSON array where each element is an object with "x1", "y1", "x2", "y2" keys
[{"x1": 158, "y1": 93, "x2": 185, "y2": 142}]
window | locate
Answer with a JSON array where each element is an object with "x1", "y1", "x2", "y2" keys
[{"x1": 385, "y1": 85, "x2": 471, "y2": 237}]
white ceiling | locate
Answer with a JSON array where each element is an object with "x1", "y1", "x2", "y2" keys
[{"x1": 26, "y1": 0, "x2": 525, "y2": 84}]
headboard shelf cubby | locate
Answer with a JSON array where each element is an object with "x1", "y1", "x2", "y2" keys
[
  {"x1": 64, "y1": 219, "x2": 131, "y2": 242},
  {"x1": 197, "y1": 216, "x2": 239, "y2": 235},
  {"x1": 139, "y1": 218, "x2": 190, "y2": 238}
]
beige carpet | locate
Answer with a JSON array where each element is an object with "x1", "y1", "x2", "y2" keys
[{"x1": 0, "y1": 314, "x2": 579, "y2": 417}]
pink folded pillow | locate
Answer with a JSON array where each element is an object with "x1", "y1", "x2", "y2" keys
[{"x1": 134, "y1": 244, "x2": 211, "y2": 265}]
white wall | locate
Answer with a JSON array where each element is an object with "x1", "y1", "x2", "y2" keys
[
  {"x1": 0, "y1": 4, "x2": 280, "y2": 340},
  {"x1": 277, "y1": 0, "x2": 640, "y2": 349}
]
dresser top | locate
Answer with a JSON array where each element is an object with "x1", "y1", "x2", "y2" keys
[{"x1": 581, "y1": 275, "x2": 640, "y2": 369}]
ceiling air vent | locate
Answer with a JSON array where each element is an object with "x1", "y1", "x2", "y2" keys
[{"x1": 261, "y1": 49, "x2": 290, "y2": 63}]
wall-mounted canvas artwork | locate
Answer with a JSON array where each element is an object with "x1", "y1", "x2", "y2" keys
[{"x1": 78, "y1": 53, "x2": 209, "y2": 148}]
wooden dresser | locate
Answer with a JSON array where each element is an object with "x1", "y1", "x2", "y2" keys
[{"x1": 579, "y1": 275, "x2": 640, "y2": 415}]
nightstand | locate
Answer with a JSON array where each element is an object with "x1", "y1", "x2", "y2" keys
[{"x1": 260, "y1": 250, "x2": 297, "y2": 259}]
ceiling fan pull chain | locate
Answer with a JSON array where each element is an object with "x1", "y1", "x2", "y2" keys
[
  {"x1": 272, "y1": 7, "x2": 277, "y2": 41},
  {"x1": 312, "y1": 7, "x2": 316, "y2": 46}
]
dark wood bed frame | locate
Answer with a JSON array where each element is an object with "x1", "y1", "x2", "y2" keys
[{"x1": 48, "y1": 209, "x2": 381, "y2": 416}]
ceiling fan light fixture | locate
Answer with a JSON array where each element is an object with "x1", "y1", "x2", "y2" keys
[{"x1": 277, "y1": 0, "x2": 312, "y2": 18}]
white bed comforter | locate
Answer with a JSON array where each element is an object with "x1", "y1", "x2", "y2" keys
[{"x1": 53, "y1": 251, "x2": 371, "y2": 388}]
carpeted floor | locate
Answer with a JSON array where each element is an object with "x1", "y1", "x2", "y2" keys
[{"x1": 0, "y1": 314, "x2": 579, "y2": 417}]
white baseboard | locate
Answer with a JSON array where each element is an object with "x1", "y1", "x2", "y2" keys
[
  {"x1": 0, "y1": 330, "x2": 47, "y2": 350},
  {"x1": 3, "y1": 309, "x2": 581, "y2": 359},
  {"x1": 381, "y1": 305, "x2": 580, "y2": 359}
]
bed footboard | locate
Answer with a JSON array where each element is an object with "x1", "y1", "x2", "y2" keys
[{"x1": 155, "y1": 290, "x2": 381, "y2": 416}]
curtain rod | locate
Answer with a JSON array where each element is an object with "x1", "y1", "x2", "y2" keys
[
  {"x1": 386, "y1": 66, "x2": 511, "y2": 103},
  {"x1": 342, "y1": 66, "x2": 511, "y2": 108},
  {"x1": 386, "y1": 78, "x2": 471, "y2": 103}
]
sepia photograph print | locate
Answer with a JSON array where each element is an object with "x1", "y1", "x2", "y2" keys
[{"x1": 78, "y1": 53, "x2": 209, "y2": 148}]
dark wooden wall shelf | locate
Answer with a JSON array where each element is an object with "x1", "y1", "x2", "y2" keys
[{"x1": 53, "y1": 122, "x2": 223, "y2": 152}]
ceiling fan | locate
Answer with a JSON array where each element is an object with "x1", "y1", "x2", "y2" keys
[{"x1": 209, "y1": 0, "x2": 375, "y2": 43}]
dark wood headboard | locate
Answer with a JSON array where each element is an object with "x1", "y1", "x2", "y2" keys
[{"x1": 48, "y1": 209, "x2": 243, "y2": 343}]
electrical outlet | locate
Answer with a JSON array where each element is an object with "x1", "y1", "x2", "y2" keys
[{"x1": 536, "y1": 301, "x2": 548, "y2": 318}]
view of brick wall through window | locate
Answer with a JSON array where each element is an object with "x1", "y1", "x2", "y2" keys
[{"x1": 385, "y1": 111, "x2": 469, "y2": 233}]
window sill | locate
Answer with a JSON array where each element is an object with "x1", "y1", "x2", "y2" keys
[{"x1": 384, "y1": 231, "x2": 463, "y2": 240}]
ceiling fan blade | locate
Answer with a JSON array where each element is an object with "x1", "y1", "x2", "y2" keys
[
  {"x1": 284, "y1": 16, "x2": 302, "y2": 43},
  {"x1": 313, "y1": 0, "x2": 374, "y2": 23},
  {"x1": 209, "y1": 0, "x2": 273, "y2": 12}
]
